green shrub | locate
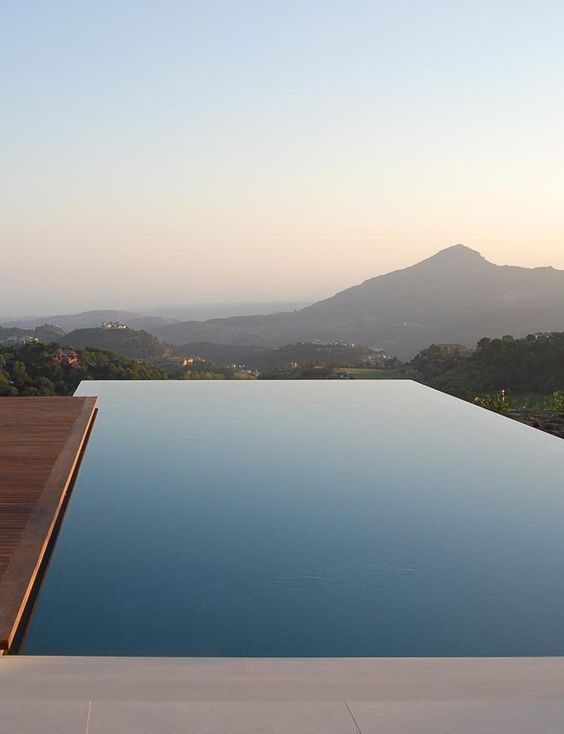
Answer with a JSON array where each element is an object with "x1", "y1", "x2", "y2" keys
[
  {"x1": 474, "y1": 390, "x2": 515, "y2": 414},
  {"x1": 545, "y1": 391, "x2": 564, "y2": 411}
]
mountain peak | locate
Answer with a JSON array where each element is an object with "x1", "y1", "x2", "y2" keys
[
  {"x1": 431, "y1": 243, "x2": 484, "y2": 260},
  {"x1": 416, "y1": 244, "x2": 487, "y2": 270}
]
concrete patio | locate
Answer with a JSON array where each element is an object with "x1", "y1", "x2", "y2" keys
[{"x1": 2, "y1": 656, "x2": 564, "y2": 732}]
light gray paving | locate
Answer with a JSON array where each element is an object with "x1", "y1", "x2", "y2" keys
[
  {"x1": 0, "y1": 700, "x2": 89, "y2": 734},
  {"x1": 89, "y1": 701, "x2": 357, "y2": 734},
  {"x1": 4, "y1": 657, "x2": 564, "y2": 702},
  {"x1": 3, "y1": 657, "x2": 564, "y2": 733},
  {"x1": 348, "y1": 701, "x2": 564, "y2": 733}
]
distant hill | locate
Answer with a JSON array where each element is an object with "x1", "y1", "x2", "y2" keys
[
  {"x1": 2, "y1": 302, "x2": 311, "y2": 332},
  {"x1": 124, "y1": 316, "x2": 170, "y2": 331},
  {"x1": 156, "y1": 311, "x2": 292, "y2": 347},
  {"x1": 61, "y1": 327, "x2": 170, "y2": 360},
  {"x1": 0, "y1": 323, "x2": 65, "y2": 343},
  {"x1": 148, "y1": 301, "x2": 309, "y2": 322},
  {"x1": 5, "y1": 310, "x2": 138, "y2": 332},
  {"x1": 153, "y1": 245, "x2": 564, "y2": 358}
]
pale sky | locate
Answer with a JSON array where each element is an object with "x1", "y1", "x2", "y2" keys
[{"x1": 2, "y1": 1, "x2": 564, "y2": 315}]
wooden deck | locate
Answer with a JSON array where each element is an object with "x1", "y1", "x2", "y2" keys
[{"x1": 0, "y1": 396, "x2": 97, "y2": 653}]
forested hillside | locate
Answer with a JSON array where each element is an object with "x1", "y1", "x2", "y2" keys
[
  {"x1": 178, "y1": 341, "x2": 385, "y2": 369},
  {"x1": 0, "y1": 342, "x2": 168, "y2": 396},
  {"x1": 411, "y1": 333, "x2": 564, "y2": 399},
  {"x1": 61, "y1": 327, "x2": 170, "y2": 360}
]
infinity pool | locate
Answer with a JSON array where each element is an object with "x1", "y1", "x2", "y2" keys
[{"x1": 23, "y1": 380, "x2": 564, "y2": 656}]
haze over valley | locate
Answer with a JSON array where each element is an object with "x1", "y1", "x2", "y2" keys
[{"x1": 4, "y1": 245, "x2": 564, "y2": 360}]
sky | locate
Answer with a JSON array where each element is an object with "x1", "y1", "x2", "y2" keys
[{"x1": 2, "y1": 0, "x2": 564, "y2": 315}]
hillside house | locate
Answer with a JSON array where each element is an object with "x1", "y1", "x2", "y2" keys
[
  {"x1": 101, "y1": 321, "x2": 128, "y2": 330},
  {"x1": 53, "y1": 349, "x2": 79, "y2": 368}
]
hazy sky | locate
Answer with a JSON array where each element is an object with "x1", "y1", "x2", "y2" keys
[{"x1": 2, "y1": 1, "x2": 564, "y2": 315}]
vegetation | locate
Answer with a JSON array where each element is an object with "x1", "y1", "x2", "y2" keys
[
  {"x1": 166, "y1": 357, "x2": 256, "y2": 381},
  {"x1": 336, "y1": 367, "x2": 405, "y2": 380},
  {"x1": 409, "y1": 343, "x2": 472, "y2": 380},
  {"x1": 473, "y1": 390, "x2": 515, "y2": 413},
  {"x1": 547, "y1": 391, "x2": 564, "y2": 411},
  {"x1": 258, "y1": 361, "x2": 402, "y2": 379},
  {"x1": 259, "y1": 364, "x2": 335, "y2": 379},
  {"x1": 472, "y1": 390, "x2": 564, "y2": 414},
  {"x1": 178, "y1": 341, "x2": 386, "y2": 370},
  {"x1": 61, "y1": 327, "x2": 170, "y2": 360},
  {"x1": 418, "y1": 333, "x2": 564, "y2": 400},
  {"x1": 0, "y1": 342, "x2": 168, "y2": 396},
  {"x1": 177, "y1": 369, "x2": 255, "y2": 380}
]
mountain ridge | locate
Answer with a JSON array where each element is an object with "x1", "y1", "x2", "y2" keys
[{"x1": 152, "y1": 245, "x2": 564, "y2": 358}]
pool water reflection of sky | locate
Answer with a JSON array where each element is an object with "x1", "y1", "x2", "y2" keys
[{"x1": 23, "y1": 381, "x2": 564, "y2": 656}]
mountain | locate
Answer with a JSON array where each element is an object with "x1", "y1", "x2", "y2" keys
[
  {"x1": 61, "y1": 327, "x2": 171, "y2": 360},
  {"x1": 152, "y1": 245, "x2": 564, "y2": 358}
]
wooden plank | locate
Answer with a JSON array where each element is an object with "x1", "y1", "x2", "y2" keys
[{"x1": 0, "y1": 396, "x2": 98, "y2": 652}]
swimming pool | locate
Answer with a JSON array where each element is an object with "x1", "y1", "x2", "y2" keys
[{"x1": 23, "y1": 380, "x2": 564, "y2": 656}]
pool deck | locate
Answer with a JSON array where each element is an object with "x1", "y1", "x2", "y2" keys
[
  {"x1": 0, "y1": 397, "x2": 98, "y2": 653},
  {"x1": 2, "y1": 656, "x2": 564, "y2": 732}
]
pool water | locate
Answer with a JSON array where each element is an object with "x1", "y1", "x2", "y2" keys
[{"x1": 23, "y1": 380, "x2": 564, "y2": 656}]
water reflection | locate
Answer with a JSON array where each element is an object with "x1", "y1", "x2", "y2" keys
[{"x1": 23, "y1": 381, "x2": 564, "y2": 656}]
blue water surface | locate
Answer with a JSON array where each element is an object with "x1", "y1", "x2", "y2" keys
[{"x1": 23, "y1": 380, "x2": 564, "y2": 656}]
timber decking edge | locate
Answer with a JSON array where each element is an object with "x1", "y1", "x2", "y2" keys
[{"x1": 0, "y1": 397, "x2": 98, "y2": 652}]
